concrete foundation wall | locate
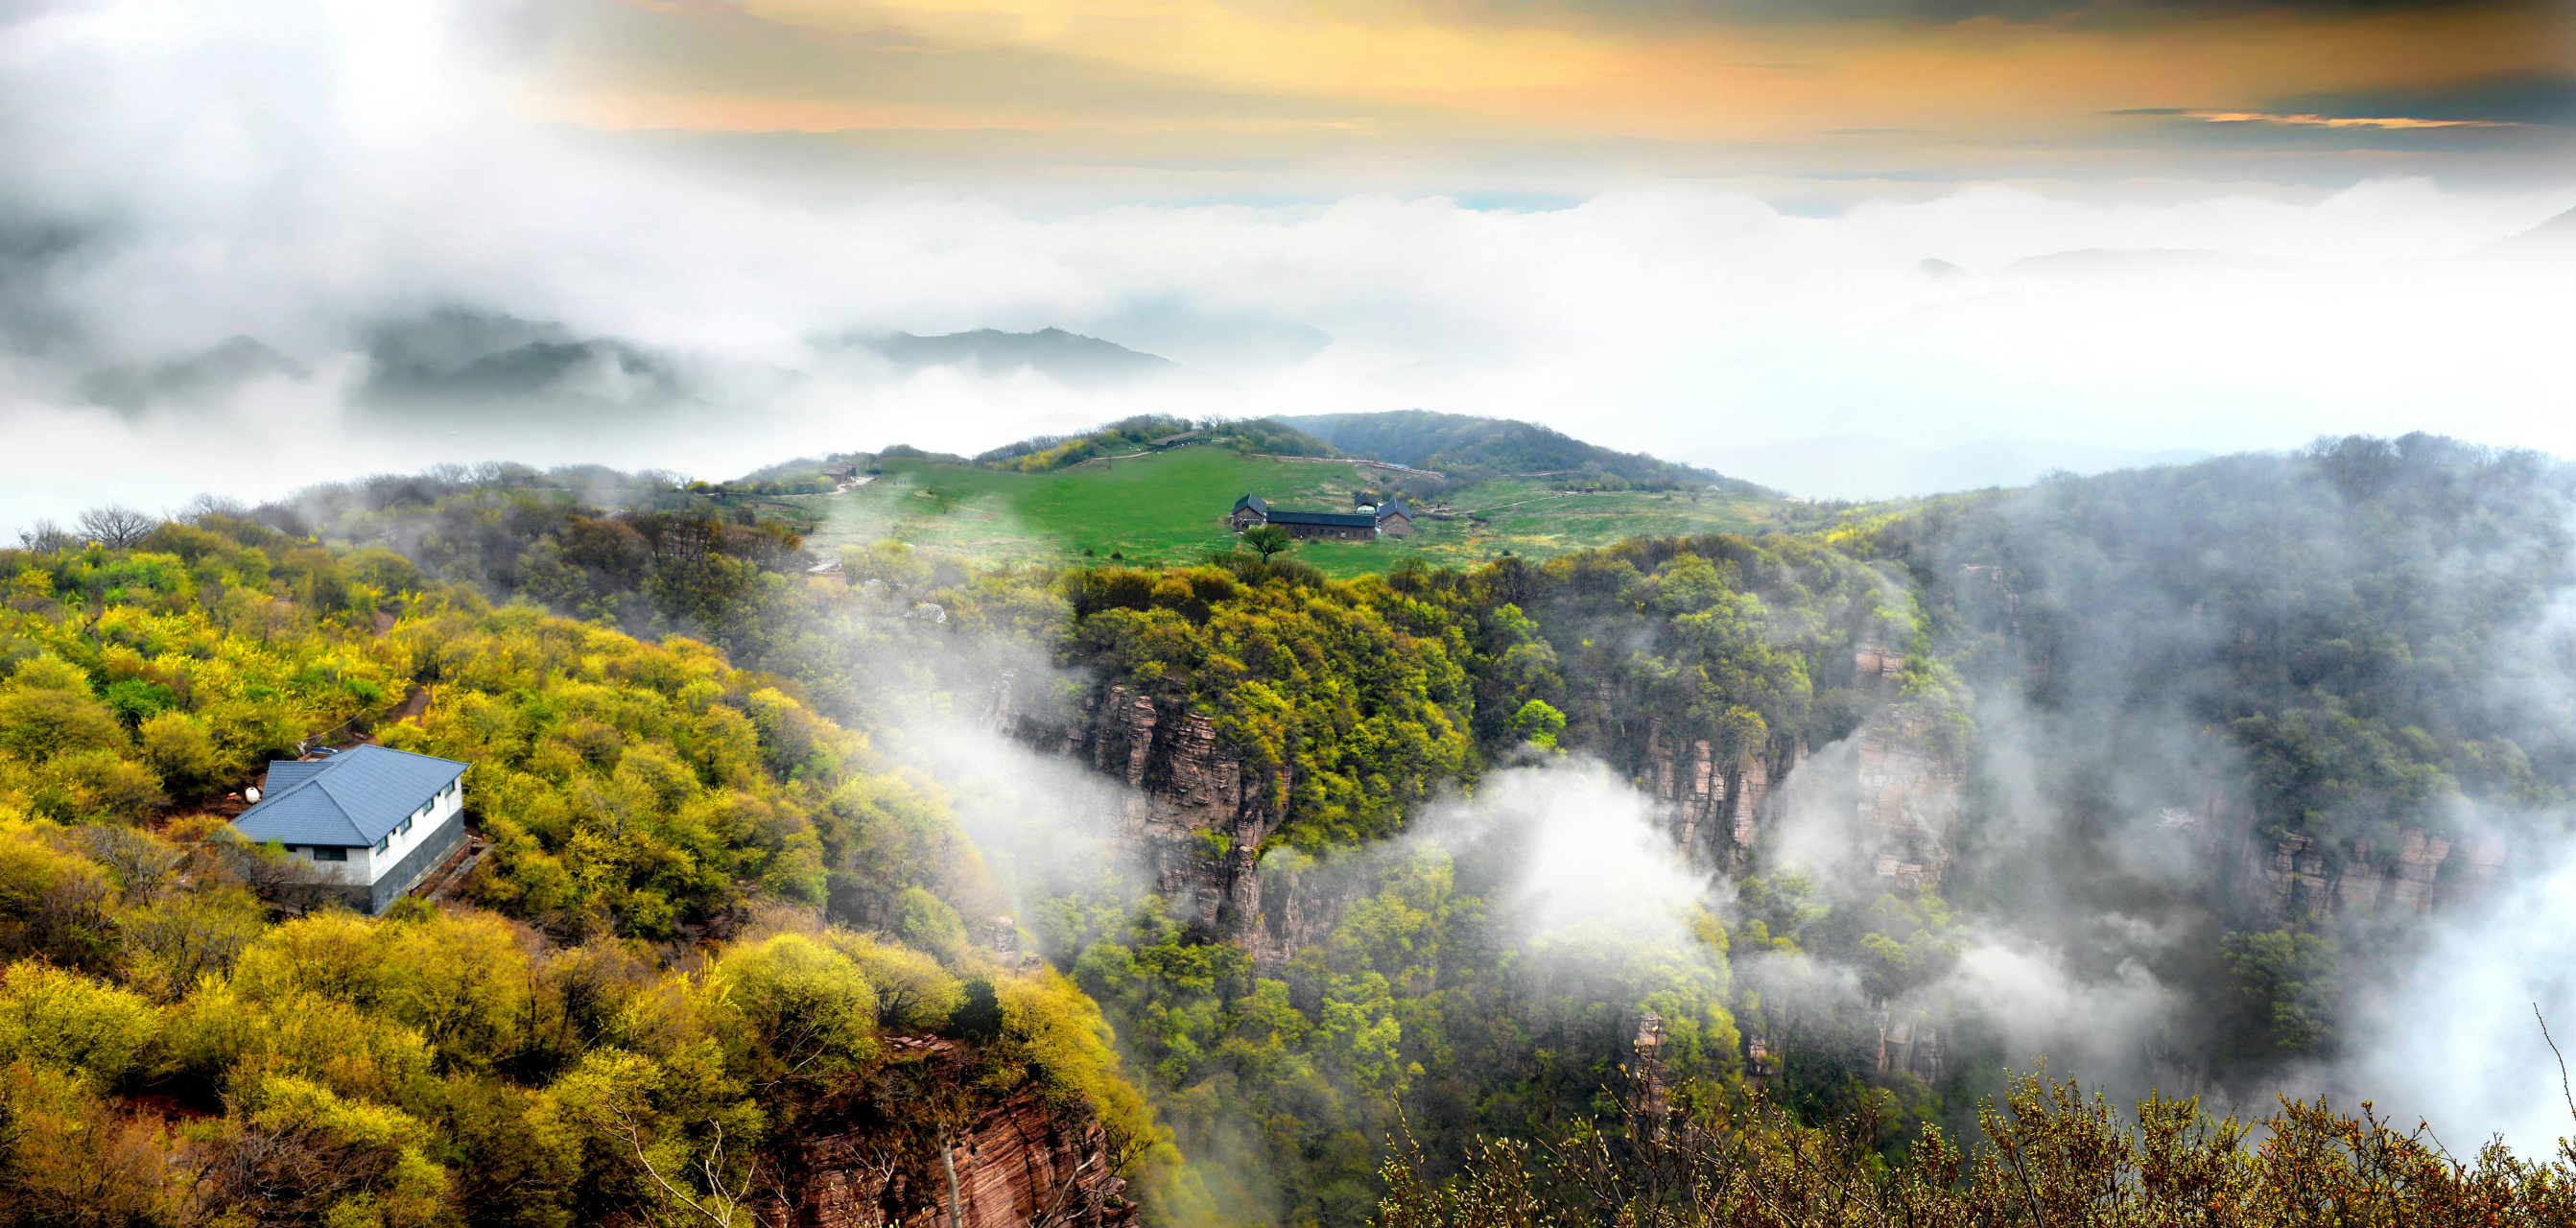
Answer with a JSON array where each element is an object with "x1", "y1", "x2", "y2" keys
[{"x1": 364, "y1": 810, "x2": 468, "y2": 914}]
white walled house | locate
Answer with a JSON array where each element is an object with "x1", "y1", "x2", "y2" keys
[{"x1": 230, "y1": 744, "x2": 469, "y2": 914}]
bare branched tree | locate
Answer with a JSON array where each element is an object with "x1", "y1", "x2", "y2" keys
[
  {"x1": 15, "y1": 518, "x2": 78, "y2": 553},
  {"x1": 77, "y1": 506, "x2": 158, "y2": 549},
  {"x1": 198, "y1": 833, "x2": 336, "y2": 911},
  {"x1": 174, "y1": 493, "x2": 248, "y2": 524},
  {"x1": 190, "y1": 1119, "x2": 385, "y2": 1225},
  {"x1": 621, "y1": 1117, "x2": 760, "y2": 1228},
  {"x1": 69, "y1": 824, "x2": 186, "y2": 904}
]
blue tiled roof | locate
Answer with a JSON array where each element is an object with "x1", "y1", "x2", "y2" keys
[
  {"x1": 234, "y1": 744, "x2": 466, "y2": 848},
  {"x1": 262, "y1": 761, "x2": 331, "y2": 792},
  {"x1": 1232, "y1": 492, "x2": 1268, "y2": 514}
]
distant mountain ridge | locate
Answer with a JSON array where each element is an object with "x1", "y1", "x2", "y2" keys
[
  {"x1": 1700, "y1": 437, "x2": 2219, "y2": 501},
  {"x1": 2480, "y1": 205, "x2": 2576, "y2": 258},
  {"x1": 972, "y1": 414, "x2": 1338, "y2": 473},
  {"x1": 1281, "y1": 410, "x2": 1767, "y2": 494},
  {"x1": 856, "y1": 326, "x2": 1209, "y2": 390}
]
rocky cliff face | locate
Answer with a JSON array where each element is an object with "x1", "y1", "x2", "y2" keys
[
  {"x1": 1630, "y1": 648, "x2": 1964, "y2": 893},
  {"x1": 993, "y1": 677, "x2": 1316, "y2": 970},
  {"x1": 2250, "y1": 826, "x2": 2503, "y2": 923},
  {"x1": 1002, "y1": 647, "x2": 1975, "y2": 984},
  {"x1": 1028, "y1": 624, "x2": 2522, "y2": 968},
  {"x1": 766, "y1": 1035, "x2": 1137, "y2": 1228},
  {"x1": 1849, "y1": 707, "x2": 1965, "y2": 892},
  {"x1": 1635, "y1": 719, "x2": 1776, "y2": 870},
  {"x1": 2155, "y1": 783, "x2": 2506, "y2": 926}
]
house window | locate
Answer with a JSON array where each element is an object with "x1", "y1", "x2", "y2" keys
[
  {"x1": 398, "y1": 815, "x2": 413, "y2": 835},
  {"x1": 374, "y1": 836, "x2": 390, "y2": 854},
  {"x1": 313, "y1": 846, "x2": 348, "y2": 862}
]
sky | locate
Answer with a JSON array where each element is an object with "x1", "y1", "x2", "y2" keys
[
  {"x1": 542, "y1": 0, "x2": 2576, "y2": 194},
  {"x1": 0, "y1": 0, "x2": 2572, "y2": 523}
]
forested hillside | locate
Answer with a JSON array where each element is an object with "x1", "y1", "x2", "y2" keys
[
  {"x1": 0, "y1": 524, "x2": 1156, "y2": 1226},
  {"x1": 975, "y1": 415, "x2": 1341, "y2": 474},
  {"x1": 1281, "y1": 410, "x2": 1766, "y2": 494},
  {"x1": 8, "y1": 434, "x2": 2576, "y2": 1226}
]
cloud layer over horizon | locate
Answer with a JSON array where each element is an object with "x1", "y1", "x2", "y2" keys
[{"x1": 1, "y1": 0, "x2": 2572, "y2": 531}]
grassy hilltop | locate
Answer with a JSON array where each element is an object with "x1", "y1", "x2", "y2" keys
[
  {"x1": 795, "y1": 445, "x2": 1789, "y2": 577},
  {"x1": 759, "y1": 412, "x2": 1793, "y2": 577}
]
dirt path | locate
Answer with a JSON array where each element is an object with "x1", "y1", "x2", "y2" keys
[{"x1": 357, "y1": 684, "x2": 434, "y2": 746}]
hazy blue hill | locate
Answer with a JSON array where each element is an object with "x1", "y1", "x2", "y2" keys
[
  {"x1": 78, "y1": 335, "x2": 308, "y2": 412},
  {"x1": 1701, "y1": 437, "x2": 2217, "y2": 501},
  {"x1": 2481, "y1": 205, "x2": 2576, "y2": 257},
  {"x1": 358, "y1": 307, "x2": 687, "y2": 411},
  {"x1": 1280, "y1": 409, "x2": 1765, "y2": 492},
  {"x1": 859, "y1": 326, "x2": 1207, "y2": 390}
]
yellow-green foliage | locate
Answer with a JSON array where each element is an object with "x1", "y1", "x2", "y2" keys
[
  {"x1": 997, "y1": 969, "x2": 1169, "y2": 1169},
  {"x1": 0, "y1": 961, "x2": 162, "y2": 1086},
  {"x1": 229, "y1": 1074, "x2": 452, "y2": 1228},
  {"x1": 1377, "y1": 1073, "x2": 2576, "y2": 1227},
  {"x1": 0, "y1": 815, "x2": 1159, "y2": 1228},
  {"x1": 1066, "y1": 565, "x2": 1477, "y2": 849},
  {"x1": 821, "y1": 931, "x2": 960, "y2": 1029},
  {"x1": 4, "y1": 530, "x2": 991, "y2": 942},
  {"x1": 379, "y1": 605, "x2": 985, "y2": 938},
  {"x1": 1, "y1": 539, "x2": 410, "y2": 825},
  {"x1": 0, "y1": 1060, "x2": 193, "y2": 1225},
  {"x1": 0, "y1": 534, "x2": 1165, "y2": 1227},
  {"x1": 712, "y1": 931, "x2": 881, "y2": 1081}
]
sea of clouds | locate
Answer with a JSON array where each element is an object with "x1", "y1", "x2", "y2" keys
[{"x1": 3, "y1": 0, "x2": 2572, "y2": 531}]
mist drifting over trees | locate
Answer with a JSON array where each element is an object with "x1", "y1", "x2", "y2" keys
[
  {"x1": 7, "y1": 430, "x2": 2569, "y2": 1222},
  {"x1": 4, "y1": 0, "x2": 2574, "y2": 1220}
]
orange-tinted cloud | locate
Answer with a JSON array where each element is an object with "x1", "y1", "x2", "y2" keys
[{"x1": 530, "y1": 0, "x2": 2574, "y2": 179}]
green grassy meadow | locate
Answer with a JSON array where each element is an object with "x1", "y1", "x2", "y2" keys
[{"x1": 792, "y1": 446, "x2": 1791, "y2": 578}]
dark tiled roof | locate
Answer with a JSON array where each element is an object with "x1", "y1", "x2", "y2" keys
[
  {"x1": 234, "y1": 744, "x2": 467, "y2": 848},
  {"x1": 1232, "y1": 492, "x2": 1268, "y2": 514},
  {"x1": 1375, "y1": 499, "x2": 1410, "y2": 521},
  {"x1": 1265, "y1": 509, "x2": 1378, "y2": 528}
]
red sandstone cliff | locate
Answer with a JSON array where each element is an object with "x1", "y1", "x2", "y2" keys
[{"x1": 763, "y1": 1035, "x2": 1137, "y2": 1228}]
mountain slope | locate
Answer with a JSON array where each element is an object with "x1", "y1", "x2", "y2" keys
[
  {"x1": 1700, "y1": 437, "x2": 2216, "y2": 500},
  {"x1": 1280, "y1": 409, "x2": 1767, "y2": 493},
  {"x1": 860, "y1": 327, "x2": 1207, "y2": 390},
  {"x1": 973, "y1": 414, "x2": 1338, "y2": 473}
]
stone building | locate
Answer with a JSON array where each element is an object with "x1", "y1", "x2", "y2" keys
[{"x1": 1228, "y1": 492, "x2": 1410, "y2": 540}]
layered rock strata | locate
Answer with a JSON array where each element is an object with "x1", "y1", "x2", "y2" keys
[
  {"x1": 1000, "y1": 678, "x2": 1297, "y2": 966},
  {"x1": 768, "y1": 1037, "x2": 1135, "y2": 1228}
]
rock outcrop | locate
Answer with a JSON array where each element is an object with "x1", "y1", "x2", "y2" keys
[
  {"x1": 1851, "y1": 709, "x2": 1964, "y2": 891},
  {"x1": 1633, "y1": 649, "x2": 1963, "y2": 890},
  {"x1": 2252, "y1": 827, "x2": 2503, "y2": 924},
  {"x1": 1000, "y1": 677, "x2": 1298, "y2": 966},
  {"x1": 1873, "y1": 1008, "x2": 1946, "y2": 1080},
  {"x1": 1636, "y1": 720, "x2": 1775, "y2": 869},
  {"x1": 768, "y1": 1036, "x2": 1137, "y2": 1228},
  {"x1": 2156, "y1": 777, "x2": 2507, "y2": 925}
]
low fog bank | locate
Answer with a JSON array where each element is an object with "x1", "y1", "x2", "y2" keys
[
  {"x1": 6, "y1": 0, "x2": 2575, "y2": 534},
  {"x1": 2338, "y1": 840, "x2": 2576, "y2": 1151},
  {"x1": 909, "y1": 638, "x2": 2576, "y2": 1161},
  {"x1": 1703, "y1": 437, "x2": 2221, "y2": 502},
  {"x1": 1855, "y1": 439, "x2": 2576, "y2": 1153}
]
